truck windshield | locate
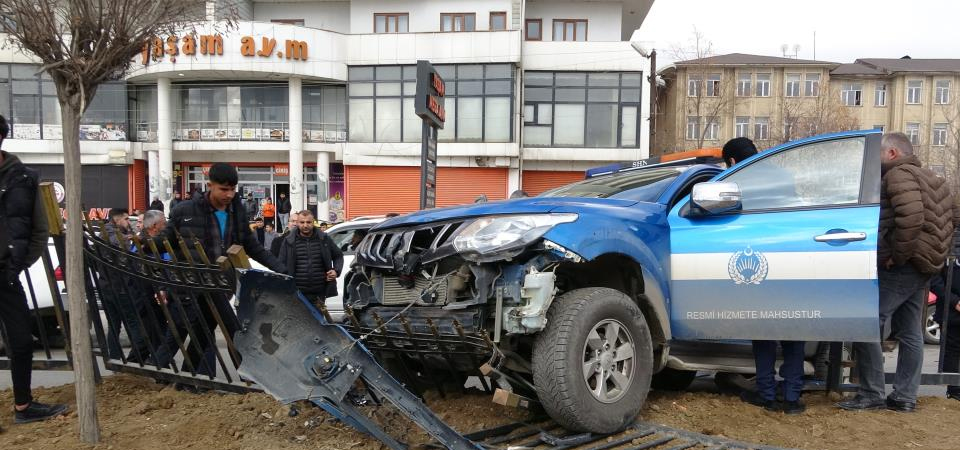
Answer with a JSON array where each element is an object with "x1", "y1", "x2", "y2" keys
[{"x1": 539, "y1": 168, "x2": 682, "y2": 201}]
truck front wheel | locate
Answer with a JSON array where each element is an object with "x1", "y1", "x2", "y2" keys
[{"x1": 532, "y1": 288, "x2": 653, "y2": 434}]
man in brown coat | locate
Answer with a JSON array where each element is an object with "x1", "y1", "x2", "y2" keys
[{"x1": 839, "y1": 132, "x2": 957, "y2": 413}]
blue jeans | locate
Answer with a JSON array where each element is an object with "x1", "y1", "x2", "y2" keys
[
  {"x1": 752, "y1": 340, "x2": 805, "y2": 402},
  {"x1": 853, "y1": 264, "x2": 929, "y2": 402}
]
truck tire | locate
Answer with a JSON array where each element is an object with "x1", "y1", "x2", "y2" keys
[
  {"x1": 532, "y1": 287, "x2": 653, "y2": 434},
  {"x1": 651, "y1": 367, "x2": 698, "y2": 391}
]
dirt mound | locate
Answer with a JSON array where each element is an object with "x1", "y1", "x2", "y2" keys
[{"x1": 1, "y1": 375, "x2": 959, "y2": 450}]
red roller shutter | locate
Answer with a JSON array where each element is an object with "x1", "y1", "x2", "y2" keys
[
  {"x1": 346, "y1": 166, "x2": 508, "y2": 219},
  {"x1": 128, "y1": 160, "x2": 147, "y2": 212},
  {"x1": 522, "y1": 170, "x2": 585, "y2": 196}
]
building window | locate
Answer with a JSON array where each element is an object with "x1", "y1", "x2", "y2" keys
[
  {"x1": 785, "y1": 73, "x2": 801, "y2": 97},
  {"x1": 906, "y1": 122, "x2": 920, "y2": 145},
  {"x1": 441, "y1": 13, "x2": 476, "y2": 32},
  {"x1": 735, "y1": 116, "x2": 750, "y2": 138},
  {"x1": 523, "y1": 71, "x2": 642, "y2": 148},
  {"x1": 525, "y1": 19, "x2": 542, "y2": 40},
  {"x1": 490, "y1": 12, "x2": 507, "y2": 31},
  {"x1": 755, "y1": 73, "x2": 770, "y2": 97},
  {"x1": 374, "y1": 13, "x2": 409, "y2": 33},
  {"x1": 687, "y1": 74, "x2": 701, "y2": 97},
  {"x1": 875, "y1": 82, "x2": 887, "y2": 107},
  {"x1": 804, "y1": 73, "x2": 820, "y2": 97},
  {"x1": 553, "y1": 19, "x2": 587, "y2": 41},
  {"x1": 303, "y1": 85, "x2": 347, "y2": 143},
  {"x1": 704, "y1": 118, "x2": 720, "y2": 140},
  {"x1": 350, "y1": 64, "x2": 514, "y2": 144},
  {"x1": 174, "y1": 83, "x2": 288, "y2": 141},
  {"x1": 935, "y1": 80, "x2": 950, "y2": 104},
  {"x1": 906, "y1": 80, "x2": 922, "y2": 104},
  {"x1": 737, "y1": 72, "x2": 751, "y2": 97},
  {"x1": 685, "y1": 116, "x2": 700, "y2": 141},
  {"x1": 754, "y1": 117, "x2": 769, "y2": 140},
  {"x1": 706, "y1": 73, "x2": 721, "y2": 97},
  {"x1": 841, "y1": 82, "x2": 863, "y2": 106},
  {"x1": 933, "y1": 123, "x2": 948, "y2": 147},
  {"x1": 271, "y1": 19, "x2": 305, "y2": 26}
]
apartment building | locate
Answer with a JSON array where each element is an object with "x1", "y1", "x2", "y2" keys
[
  {"x1": 1, "y1": 0, "x2": 654, "y2": 220},
  {"x1": 656, "y1": 54, "x2": 960, "y2": 181}
]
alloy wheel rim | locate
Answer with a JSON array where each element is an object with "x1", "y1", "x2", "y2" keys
[{"x1": 581, "y1": 318, "x2": 635, "y2": 403}]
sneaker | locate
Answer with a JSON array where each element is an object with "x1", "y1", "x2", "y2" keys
[
  {"x1": 885, "y1": 395, "x2": 916, "y2": 412},
  {"x1": 14, "y1": 401, "x2": 69, "y2": 424},
  {"x1": 740, "y1": 390, "x2": 778, "y2": 412},
  {"x1": 947, "y1": 392, "x2": 960, "y2": 402},
  {"x1": 836, "y1": 395, "x2": 885, "y2": 411},
  {"x1": 780, "y1": 399, "x2": 806, "y2": 415}
]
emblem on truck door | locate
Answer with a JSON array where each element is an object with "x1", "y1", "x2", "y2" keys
[{"x1": 728, "y1": 246, "x2": 769, "y2": 285}]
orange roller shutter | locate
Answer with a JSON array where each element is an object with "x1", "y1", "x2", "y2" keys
[
  {"x1": 345, "y1": 166, "x2": 508, "y2": 219},
  {"x1": 522, "y1": 170, "x2": 585, "y2": 196},
  {"x1": 129, "y1": 159, "x2": 148, "y2": 212}
]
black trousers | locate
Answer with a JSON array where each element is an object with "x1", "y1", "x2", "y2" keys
[
  {"x1": 0, "y1": 269, "x2": 34, "y2": 405},
  {"x1": 942, "y1": 314, "x2": 960, "y2": 395}
]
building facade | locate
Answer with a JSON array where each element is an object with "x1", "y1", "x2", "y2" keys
[
  {"x1": 1, "y1": 0, "x2": 654, "y2": 221},
  {"x1": 657, "y1": 55, "x2": 960, "y2": 185}
]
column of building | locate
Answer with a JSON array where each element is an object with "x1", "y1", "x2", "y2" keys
[
  {"x1": 288, "y1": 77, "x2": 304, "y2": 214},
  {"x1": 157, "y1": 77, "x2": 173, "y2": 211}
]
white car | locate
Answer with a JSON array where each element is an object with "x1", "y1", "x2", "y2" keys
[{"x1": 250, "y1": 216, "x2": 387, "y2": 322}]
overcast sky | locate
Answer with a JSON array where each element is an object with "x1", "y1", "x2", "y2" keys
[{"x1": 634, "y1": 0, "x2": 960, "y2": 66}]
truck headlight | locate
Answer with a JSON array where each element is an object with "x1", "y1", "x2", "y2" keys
[{"x1": 453, "y1": 214, "x2": 578, "y2": 255}]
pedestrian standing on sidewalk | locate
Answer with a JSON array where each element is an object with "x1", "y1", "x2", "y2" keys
[
  {"x1": 722, "y1": 137, "x2": 806, "y2": 415},
  {"x1": 149, "y1": 196, "x2": 164, "y2": 213},
  {"x1": 263, "y1": 223, "x2": 278, "y2": 251},
  {"x1": 243, "y1": 192, "x2": 259, "y2": 223},
  {"x1": 0, "y1": 115, "x2": 68, "y2": 426},
  {"x1": 838, "y1": 132, "x2": 958, "y2": 413},
  {"x1": 277, "y1": 192, "x2": 291, "y2": 229},
  {"x1": 262, "y1": 196, "x2": 276, "y2": 227},
  {"x1": 278, "y1": 210, "x2": 343, "y2": 305}
]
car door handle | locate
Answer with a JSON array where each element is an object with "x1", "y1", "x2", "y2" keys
[{"x1": 814, "y1": 232, "x2": 866, "y2": 242}]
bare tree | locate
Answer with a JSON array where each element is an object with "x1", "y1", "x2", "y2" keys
[
  {"x1": 938, "y1": 100, "x2": 960, "y2": 192},
  {"x1": 0, "y1": 1, "x2": 231, "y2": 442},
  {"x1": 670, "y1": 29, "x2": 732, "y2": 149},
  {"x1": 764, "y1": 85, "x2": 860, "y2": 147}
]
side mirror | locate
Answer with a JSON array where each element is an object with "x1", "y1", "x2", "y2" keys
[{"x1": 691, "y1": 182, "x2": 742, "y2": 215}]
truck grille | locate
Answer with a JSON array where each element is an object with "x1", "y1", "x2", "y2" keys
[
  {"x1": 357, "y1": 220, "x2": 466, "y2": 269},
  {"x1": 380, "y1": 276, "x2": 449, "y2": 305}
]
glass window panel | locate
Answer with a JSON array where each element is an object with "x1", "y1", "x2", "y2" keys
[
  {"x1": 586, "y1": 104, "x2": 617, "y2": 147},
  {"x1": 523, "y1": 104, "x2": 534, "y2": 122},
  {"x1": 438, "y1": 100, "x2": 456, "y2": 141},
  {"x1": 621, "y1": 88, "x2": 641, "y2": 102},
  {"x1": 402, "y1": 98, "x2": 420, "y2": 143},
  {"x1": 42, "y1": 96, "x2": 61, "y2": 125},
  {"x1": 376, "y1": 66, "x2": 401, "y2": 80},
  {"x1": 445, "y1": 81, "x2": 456, "y2": 96},
  {"x1": 554, "y1": 21, "x2": 564, "y2": 40},
  {"x1": 442, "y1": 15, "x2": 453, "y2": 31},
  {"x1": 349, "y1": 83, "x2": 373, "y2": 97},
  {"x1": 84, "y1": 83, "x2": 127, "y2": 124},
  {"x1": 348, "y1": 98, "x2": 374, "y2": 141},
  {"x1": 458, "y1": 81, "x2": 483, "y2": 95},
  {"x1": 402, "y1": 66, "x2": 417, "y2": 80},
  {"x1": 12, "y1": 80, "x2": 38, "y2": 95},
  {"x1": 465, "y1": 15, "x2": 475, "y2": 31},
  {"x1": 526, "y1": 20, "x2": 541, "y2": 40},
  {"x1": 12, "y1": 95, "x2": 39, "y2": 123},
  {"x1": 621, "y1": 74, "x2": 642, "y2": 87},
  {"x1": 435, "y1": 65, "x2": 455, "y2": 80},
  {"x1": 375, "y1": 98, "x2": 401, "y2": 141},
  {"x1": 403, "y1": 82, "x2": 417, "y2": 95},
  {"x1": 725, "y1": 137, "x2": 865, "y2": 211},
  {"x1": 458, "y1": 65, "x2": 483, "y2": 79},
  {"x1": 553, "y1": 104, "x2": 585, "y2": 146},
  {"x1": 0, "y1": 82, "x2": 8, "y2": 119},
  {"x1": 485, "y1": 80, "x2": 511, "y2": 95},
  {"x1": 376, "y1": 82, "x2": 401, "y2": 96},
  {"x1": 457, "y1": 97, "x2": 482, "y2": 141},
  {"x1": 485, "y1": 64, "x2": 512, "y2": 79},
  {"x1": 537, "y1": 104, "x2": 552, "y2": 125},
  {"x1": 350, "y1": 67, "x2": 374, "y2": 81},
  {"x1": 491, "y1": 14, "x2": 506, "y2": 31},
  {"x1": 565, "y1": 22, "x2": 574, "y2": 40},
  {"x1": 41, "y1": 81, "x2": 56, "y2": 95},
  {"x1": 375, "y1": 16, "x2": 386, "y2": 33},
  {"x1": 398, "y1": 15, "x2": 408, "y2": 32},
  {"x1": 621, "y1": 106, "x2": 637, "y2": 147},
  {"x1": 556, "y1": 73, "x2": 586, "y2": 86},
  {"x1": 588, "y1": 88, "x2": 618, "y2": 102},
  {"x1": 575, "y1": 22, "x2": 586, "y2": 41},
  {"x1": 524, "y1": 125, "x2": 551, "y2": 146},
  {"x1": 589, "y1": 73, "x2": 619, "y2": 87},
  {"x1": 555, "y1": 88, "x2": 585, "y2": 102},
  {"x1": 525, "y1": 72, "x2": 553, "y2": 86},
  {"x1": 321, "y1": 86, "x2": 346, "y2": 128},
  {"x1": 0, "y1": 65, "x2": 8, "y2": 80},
  {"x1": 11, "y1": 65, "x2": 38, "y2": 79},
  {"x1": 484, "y1": 97, "x2": 510, "y2": 142}
]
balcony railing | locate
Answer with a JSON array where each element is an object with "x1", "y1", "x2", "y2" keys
[{"x1": 136, "y1": 122, "x2": 348, "y2": 143}]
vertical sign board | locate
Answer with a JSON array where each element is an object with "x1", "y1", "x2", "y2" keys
[{"x1": 414, "y1": 60, "x2": 445, "y2": 209}]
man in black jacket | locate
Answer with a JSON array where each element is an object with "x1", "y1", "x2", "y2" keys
[
  {"x1": 161, "y1": 162, "x2": 284, "y2": 377},
  {"x1": 279, "y1": 210, "x2": 343, "y2": 304},
  {"x1": 277, "y1": 192, "x2": 292, "y2": 229},
  {"x1": 0, "y1": 115, "x2": 68, "y2": 425}
]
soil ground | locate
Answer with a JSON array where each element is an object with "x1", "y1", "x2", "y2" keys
[{"x1": 1, "y1": 374, "x2": 959, "y2": 450}]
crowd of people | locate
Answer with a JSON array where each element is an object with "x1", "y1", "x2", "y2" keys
[{"x1": 4, "y1": 117, "x2": 960, "y2": 432}]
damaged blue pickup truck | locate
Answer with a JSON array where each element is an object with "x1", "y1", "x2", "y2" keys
[{"x1": 341, "y1": 130, "x2": 883, "y2": 434}]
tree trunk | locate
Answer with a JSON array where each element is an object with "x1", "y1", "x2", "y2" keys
[{"x1": 61, "y1": 102, "x2": 100, "y2": 443}]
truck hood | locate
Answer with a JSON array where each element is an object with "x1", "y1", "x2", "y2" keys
[{"x1": 372, "y1": 197, "x2": 640, "y2": 230}]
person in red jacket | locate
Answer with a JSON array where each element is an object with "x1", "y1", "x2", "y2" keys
[{"x1": 261, "y1": 197, "x2": 276, "y2": 227}]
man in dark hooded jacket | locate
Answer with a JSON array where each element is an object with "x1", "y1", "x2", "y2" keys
[{"x1": 0, "y1": 114, "x2": 68, "y2": 426}]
